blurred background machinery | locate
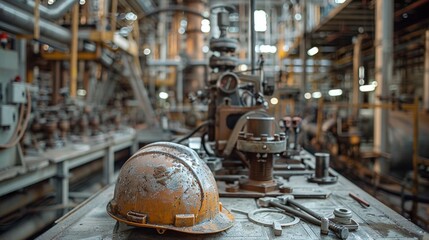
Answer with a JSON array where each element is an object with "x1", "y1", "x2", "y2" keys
[{"x1": 0, "y1": 0, "x2": 429, "y2": 239}]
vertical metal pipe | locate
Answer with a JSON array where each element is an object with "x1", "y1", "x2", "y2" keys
[
  {"x1": 352, "y1": 34, "x2": 363, "y2": 118},
  {"x1": 374, "y1": 0, "x2": 393, "y2": 153},
  {"x1": 424, "y1": 30, "x2": 429, "y2": 111},
  {"x1": 17, "y1": 39, "x2": 27, "y2": 82},
  {"x1": 250, "y1": 0, "x2": 255, "y2": 74},
  {"x1": 300, "y1": 1, "x2": 307, "y2": 97},
  {"x1": 70, "y1": 3, "x2": 79, "y2": 98},
  {"x1": 52, "y1": 61, "x2": 60, "y2": 105},
  {"x1": 411, "y1": 97, "x2": 419, "y2": 220},
  {"x1": 110, "y1": 0, "x2": 118, "y2": 32},
  {"x1": 34, "y1": 0, "x2": 40, "y2": 39}
]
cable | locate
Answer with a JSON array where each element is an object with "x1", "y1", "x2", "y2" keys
[
  {"x1": 201, "y1": 132, "x2": 215, "y2": 156},
  {"x1": 0, "y1": 88, "x2": 32, "y2": 149},
  {"x1": 173, "y1": 120, "x2": 210, "y2": 144}
]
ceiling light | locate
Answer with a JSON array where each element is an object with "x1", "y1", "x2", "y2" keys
[
  {"x1": 307, "y1": 47, "x2": 319, "y2": 56},
  {"x1": 270, "y1": 97, "x2": 279, "y2": 105},
  {"x1": 125, "y1": 12, "x2": 137, "y2": 21},
  {"x1": 359, "y1": 85, "x2": 376, "y2": 92},
  {"x1": 239, "y1": 64, "x2": 248, "y2": 71},
  {"x1": 143, "y1": 48, "x2": 151, "y2": 55},
  {"x1": 202, "y1": 45, "x2": 209, "y2": 53},
  {"x1": 328, "y1": 89, "x2": 343, "y2": 96},
  {"x1": 77, "y1": 89, "x2": 87, "y2": 96},
  {"x1": 304, "y1": 92, "x2": 311, "y2": 99},
  {"x1": 159, "y1": 92, "x2": 169, "y2": 99},
  {"x1": 312, "y1": 91, "x2": 322, "y2": 99},
  {"x1": 254, "y1": 10, "x2": 267, "y2": 32}
]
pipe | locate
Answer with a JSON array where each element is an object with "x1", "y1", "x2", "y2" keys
[
  {"x1": 250, "y1": 0, "x2": 255, "y2": 74},
  {"x1": 0, "y1": 210, "x2": 57, "y2": 240},
  {"x1": 4, "y1": 0, "x2": 78, "y2": 21},
  {"x1": 374, "y1": 0, "x2": 393, "y2": 154},
  {"x1": 0, "y1": 1, "x2": 71, "y2": 44}
]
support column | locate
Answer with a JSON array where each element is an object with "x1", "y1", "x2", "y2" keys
[
  {"x1": 300, "y1": 1, "x2": 307, "y2": 97},
  {"x1": 103, "y1": 146, "x2": 114, "y2": 185},
  {"x1": 374, "y1": 0, "x2": 393, "y2": 153},
  {"x1": 352, "y1": 34, "x2": 364, "y2": 118},
  {"x1": 70, "y1": 3, "x2": 79, "y2": 98},
  {"x1": 250, "y1": 0, "x2": 255, "y2": 74},
  {"x1": 424, "y1": 30, "x2": 429, "y2": 111},
  {"x1": 55, "y1": 161, "x2": 69, "y2": 214}
]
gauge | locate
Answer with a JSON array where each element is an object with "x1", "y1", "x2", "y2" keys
[{"x1": 217, "y1": 72, "x2": 239, "y2": 94}]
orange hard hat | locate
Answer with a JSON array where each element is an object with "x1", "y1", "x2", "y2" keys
[{"x1": 107, "y1": 142, "x2": 234, "y2": 234}]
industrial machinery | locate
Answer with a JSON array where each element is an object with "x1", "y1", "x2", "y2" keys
[
  {"x1": 0, "y1": 1, "x2": 428, "y2": 239},
  {"x1": 0, "y1": 48, "x2": 29, "y2": 180}
]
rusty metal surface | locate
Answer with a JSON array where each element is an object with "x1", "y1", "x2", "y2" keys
[
  {"x1": 107, "y1": 142, "x2": 234, "y2": 234},
  {"x1": 38, "y1": 152, "x2": 427, "y2": 240}
]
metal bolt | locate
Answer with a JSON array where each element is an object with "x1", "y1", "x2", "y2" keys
[
  {"x1": 321, "y1": 217, "x2": 329, "y2": 235},
  {"x1": 261, "y1": 134, "x2": 268, "y2": 141},
  {"x1": 274, "y1": 134, "x2": 280, "y2": 141}
]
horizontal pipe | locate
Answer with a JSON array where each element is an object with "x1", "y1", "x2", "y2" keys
[
  {"x1": 4, "y1": 0, "x2": 78, "y2": 20},
  {"x1": 0, "y1": 1, "x2": 71, "y2": 43},
  {"x1": 0, "y1": 210, "x2": 57, "y2": 240}
]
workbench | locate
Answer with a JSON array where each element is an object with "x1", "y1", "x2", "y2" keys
[{"x1": 37, "y1": 150, "x2": 427, "y2": 240}]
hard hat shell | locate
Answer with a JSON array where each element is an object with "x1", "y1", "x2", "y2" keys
[{"x1": 107, "y1": 142, "x2": 234, "y2": 234}]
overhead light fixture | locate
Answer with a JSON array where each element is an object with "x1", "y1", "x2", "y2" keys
[
  {"x1": 202, "y1": 45, "x2": 209, "y2": 53},
  {"x1": 328, "y1": 89, "x2": 343, "y2": 97},
  {"x1": 159, "y1": 92, "x2": 169, "y2": 100},
  {"x1": 239, "y1": 64, "x2": 248, "y2": 71},
  {"x1": 312, "y1": 91, "x2": 322, "y2": 99},
  {"x1": 335, "y1": 0, "x2": 346, "y2": 3},
  {"x1": 254, "y1": 10, "x2": 267, "y2": 32},
  {"x1": 359, "y1": 85, "x2": 376, "y2": 92},
  {"x1": 125, "y1": 12, "x2": 137, "y2": 21},
  {"x1": 143, "y1": 48, "x2": 151, "y2": 55},
  {"x1": 270, "y1": 97, "x2": 279, "y2": 105},
  {"x1": 201, "y1": 19, "x2": 210, "y2": 33},
  {"x1": 77, "y1": 89, "x2": 87, "y2": 96},
  {"x1": 304, "y1": 92, "x2": 312, "y2": 99},
  {"x1": 79, "y1": 0, "x2": 86, "y2": 5},
  {"x1": 255, "y1": 45, "x2": 277, "y2": 53},
  {"x1": 307, "y1": 47, "x2": 319, "y2": 56}
]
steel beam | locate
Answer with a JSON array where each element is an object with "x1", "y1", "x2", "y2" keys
[{"x1": 374, "y1": 0, "x2": 393, "y2": 154}]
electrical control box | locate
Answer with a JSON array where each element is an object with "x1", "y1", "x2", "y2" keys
[
  {"x1": 0, "y1": 105, "x2": 17, "y2": 127},
  {"x1": 7, "y1": 83, "x2": 27, "y2": 104}
]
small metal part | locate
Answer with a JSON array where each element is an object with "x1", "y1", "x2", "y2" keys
[
  {"x1": 231, "y1": 207, "x2": 299, "y2": 236},
  {"x1": 329, "y1": 207, "x2": 359, "y2": 231},
  {"x1": 333, "y1": 208, "x2": 352, "y2": 225},
  {"x1": 273, "y1": 221, "x2": 282, "y2": 236},
  {"x1": 279, "y1": 185, "x2": 293, "y2": 193},
  {"x1": 225, "y1": 183, "x2": 239, "y2": 192},
  {"x1": 349, "y1": 193, "x2": 370, "y2": 207},
  {"x1": 308, "y1": 153, "x2": 338, "y2": 184},
  {"x1": 321, "y1": 217, "x2": 329, "y2": 235}
]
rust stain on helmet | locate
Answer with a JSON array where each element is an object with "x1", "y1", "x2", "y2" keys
[{"x1": 107, "y1": 142, "x2": 234, "y2": 234}]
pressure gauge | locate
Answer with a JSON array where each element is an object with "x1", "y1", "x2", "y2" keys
[{"x1": 217, "y1": 72, "x2": 239, "y2": 94}]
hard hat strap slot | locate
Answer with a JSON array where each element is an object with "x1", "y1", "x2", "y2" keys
[{"x1": 126, "y1": 211, "x2": 147, "y2": 224}]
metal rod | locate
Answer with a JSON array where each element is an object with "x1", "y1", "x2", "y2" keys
[
  {"x1": 70, "y1": 3, "x2": 79, "y2": 98},
  {"x1": 411, "y1": 96, "x2": 419, "y2": 220},
  {"x1": 349, "y1": 193, "x2": 370, "y2": 207},
  {"x1": 34, "y1": 0, "x2": 40, "y2": 39},
  {"x1": 250, "y1": 0, "x2": 255, "y2": 74}
]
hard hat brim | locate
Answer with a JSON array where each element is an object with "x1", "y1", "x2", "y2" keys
[{"x1": 106, "y1": 201, "x2": 235, "y2": 234}]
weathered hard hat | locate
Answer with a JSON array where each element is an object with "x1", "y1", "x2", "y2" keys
[{"x1": 107, "y1": 142, "x2": 234, "y2": 234}]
